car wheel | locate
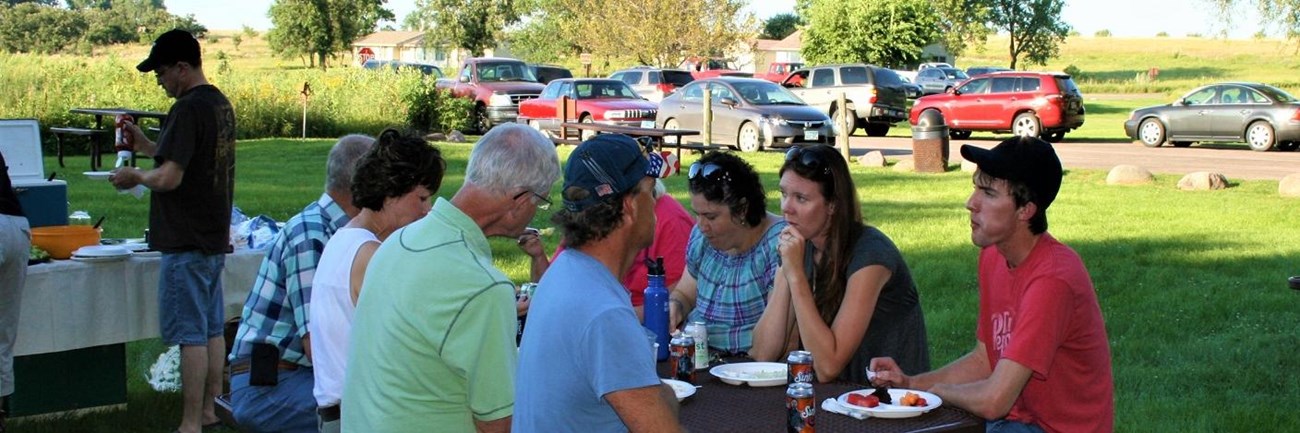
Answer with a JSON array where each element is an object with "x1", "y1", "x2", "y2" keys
[
  {"x1": 1171, "y1": 141, "x2": 1192, "y2": 148},
  {"x1": 528, "y1": 120, "x2": 555, "y2": 140},
  {"x1": 949, "y1": 130, "x2": 973, "y2": 140},
  {"x1": 1279, "y1": 141, "x2": 1300, "y2": 151},
  {"x1": 865, "y1": 123, "x2": 890, "y2": 137},
  {"x1": 1012, "y1": 113, "x2": 1041, "y2": 138},
  {"x1": 1246, "y1": 121, "x2": 1276, "y2": 151},
  {"x1": 1137, "y1": 118, "x2": 1165, "y2": 147},
  {"x1": 737, "y1": 121, "x2": 762, "y2": 153},
  {"x1": 474, "y1": 104, "x2": 491, "y2": 134},
  {"x1": 829, "y1": 106, "x2": 857, "y2": 136},
  {"x1": 664, "y1": 118, "x2": 681, "y2": 145},
  {"x1": 1043, "y1": 131, "x2": 1065, "y2": 142},
  {"x1": 579, "y1": 114, "x2": 597, "y2": 141}
]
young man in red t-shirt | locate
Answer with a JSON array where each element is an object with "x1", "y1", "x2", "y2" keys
[{"x1": 870, "y1": 136, "x2": 1114, "y2": 433}]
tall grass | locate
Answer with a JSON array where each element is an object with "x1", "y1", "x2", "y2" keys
[{"x1": 14, "y1": 139, "x2": 1300, "y2": 431}]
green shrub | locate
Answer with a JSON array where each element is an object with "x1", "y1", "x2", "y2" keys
[
  {"x1": 1063, "y1": 64, "x2": 1082, "y2": 78},
  {"x1": 1156, "y1": 31, "x2": 1169, "y2": 37},
  {"x1": 402, "y1": 78, "x2": 473, "y2": 134},
  {"x1": 1094, "y1": 29, "x2": 1112, "y2": 37}
]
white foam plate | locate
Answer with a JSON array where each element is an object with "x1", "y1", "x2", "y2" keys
[
  {"x1": 837, "y1": 389, "x2": 943, "y2": 419},
  {"x1": 72, "y1": 254, "x2": 131, "y2": 263},
  {"x1": 708, "y1": 362, "x2": 787, "y2": 387},
  {"x1": 73, "y1": 245, "x2": 132, "y2": 257},
  {"x1": 83, "y1": 171, "x2": 111, "y2": 180},
  {"x1": 661, "y1": 379, "x2": 696, "y2": 401}
]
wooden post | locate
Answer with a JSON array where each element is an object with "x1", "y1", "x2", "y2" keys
[
  {"x1": 702, "y1": 83, "x2": 712, "y2": 146},
  {"x1": 556, "y1": 96, "x2": 568, "y2": 140},
  {"x1": 837, "y1": 92, "x2": 849, "y2": 160}
]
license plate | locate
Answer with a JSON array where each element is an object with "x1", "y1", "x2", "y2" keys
[
  {"x1": 804, "y1": 130, "x2": 819, "y2": 141},
  {"x1": 641, "y1": 120, "x2": 656, "y2": 128}
]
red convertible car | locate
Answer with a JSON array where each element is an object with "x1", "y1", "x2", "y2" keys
[{"x1": 518, "y1": 78, "x2": 658, "y2": 140}]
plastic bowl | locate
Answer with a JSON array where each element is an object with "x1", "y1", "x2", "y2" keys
[{"x1": 32, "y1": 225, "x2": 102, "y2": 259}]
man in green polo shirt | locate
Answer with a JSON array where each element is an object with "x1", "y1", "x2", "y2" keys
[{"x1": 341, "y1": 124, "x2": 560, "y2": 432}]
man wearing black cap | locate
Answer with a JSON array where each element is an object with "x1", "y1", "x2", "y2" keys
[
  {"x1": 870, "y1": 136, "x2": 1113, "y2": 433},
  {"x1": 111, "y1": 28, "x2": 236, "y2": 433},
  {"x1": 514, "y1": 134, "x2": 682, "y2": 432}
]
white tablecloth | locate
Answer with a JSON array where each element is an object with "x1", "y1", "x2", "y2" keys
[{"x1": 16, "y1": 248, "x2": 264, "y2": 356}]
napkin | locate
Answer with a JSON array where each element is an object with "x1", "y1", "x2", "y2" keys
[{"x1": 821, "y1": 398, "x2": 869, "y2": 420}]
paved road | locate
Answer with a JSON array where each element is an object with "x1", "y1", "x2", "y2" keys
[{"x1": 842, "y1": 135, "x2": 1300, "y2": 181}]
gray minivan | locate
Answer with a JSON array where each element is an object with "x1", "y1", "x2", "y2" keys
[{"x1": 781, "y1": 64, "x2": 909, "y2": 136}]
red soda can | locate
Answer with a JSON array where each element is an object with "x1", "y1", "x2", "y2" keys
[
  {"x1": 114, "y1": 113, "x2": 134, "y2": 151},
  {"x1": 669, "y1": 333, "x2": 695, "y2": 383},
  {"x1": 787, "y1": 350, "x2": 814, "y2": 384},
  {"x1": 785, "y1": 382, "x2": 815, "y2": 433}
]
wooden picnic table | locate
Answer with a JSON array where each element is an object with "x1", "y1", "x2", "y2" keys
[
  {"x1": 558, "y1": 122, "x2": 721, "y2": 164},
  {"x1": 54, "y1": 108, "x2": 168, "y2": 170}
]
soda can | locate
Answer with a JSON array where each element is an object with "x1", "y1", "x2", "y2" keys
[
  {"x1": 685, "y1": 321, "x2": 709, "y2": 370},
  {"x1": 517, "y1": 282, "x2": 538, "y2": 301},
  {"x1": 787, "y1": 350, "x2": 814, "y2": 385},
  {"x1": 785, "y1": 382, "x2": 815, "y2": 433},
  {"x1": 669, "y1": 333, "x2": 695, "y2": 383}
]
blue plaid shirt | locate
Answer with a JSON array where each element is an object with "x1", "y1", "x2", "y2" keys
[
  {"x1": 229, "y1": 193, "x2": 350, "y2": 366},
  {"x1": 685, "y1": 219, "x2": 786, "y2": 354}
]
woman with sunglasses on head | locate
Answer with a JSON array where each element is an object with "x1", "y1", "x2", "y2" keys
[
  {"x1": 751, "y1": 144, "x2": 929, "y2": 383},
  {"x1": 668, "y1": 152, "x2": 786, "y2": 358}
]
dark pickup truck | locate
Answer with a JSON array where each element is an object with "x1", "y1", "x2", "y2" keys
[{"x1": 436, "y1": 57, "x2": 545, "y2": 132}]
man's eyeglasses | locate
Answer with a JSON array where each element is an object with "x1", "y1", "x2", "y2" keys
[
  {"x1": 785, "y1": 146, "x2": 830, "y2": 175},
  {"x1": 513, "y1": 190, "x2": 552, "y2": 210},
  {"x1": 688, "y1": 162, "x2": 730, "y2": 183}
]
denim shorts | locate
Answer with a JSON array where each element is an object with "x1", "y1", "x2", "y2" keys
[{"x1": 159, "y1": 251, "x2": 226, "y2": 346}]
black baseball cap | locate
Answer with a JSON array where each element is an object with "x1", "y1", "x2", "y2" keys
[
  {"x1": 561, "y1": 134, "x2": 669, "y2": 212},
  {"x1": 960, "y1": 136, "x2": 1063, "y2": 211},
  {"x1": 137, "y1": 29, "x2": 201, "y2": 72}
]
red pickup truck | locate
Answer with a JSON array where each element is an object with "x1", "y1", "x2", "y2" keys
[
  {"x1": 756, "y1": 62, "x2": 804, "y2": 83},
  {"x1": 436, "y1": 57, "x2": 545, "y2": 132}
]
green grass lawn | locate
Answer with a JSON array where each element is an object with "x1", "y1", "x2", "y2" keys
[{"x1": 15, "y1": 138, "x2": 1300, "y2": 431}]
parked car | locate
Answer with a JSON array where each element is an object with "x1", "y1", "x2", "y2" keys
[
  {"x1": 780, "y1": 64, "x2": 909, "y2": 136},
  {"x1": 361, "y1": 59, "x2": 443, "y2": 78},
  {"x1": 914, "y1": 67, "x2": 970, "y2": 95},
  {"x1": 680, "y1": 56, "x2": 751, "y2": 79},
  {"x1": 656, "y1": 77, "x2": 832, "y2": 152},
  {"x1": 966, "y1": 66, "x2": 1011, "y2": 77},
  {"x1": 1123, "y1": 82, "x2": 1300, "y2": 151},
  {"x1": 910, "y1": 71, "x2": 1086, "y2": 141},
  {"x1": 608, "y1": 66, "x2": 696, "y2": 102},
  {"x1": 435, "y1": 57, "x2": 544, "y2": 132},
  {"x1": 898, "y1": 74, "x2": 923, "y2": 99},
  {"x1": 531, "y1": 64, "x2": 573, "y2": 84},
  {"x1": 517, "y1": 78, "x2": 657, "y2": 141},
  {"x1": 756, "y1": 62, "x2": 805, "y2": 83},
  {"x1": 917, "y1": 62, "x2": 953, "y2": 70}
]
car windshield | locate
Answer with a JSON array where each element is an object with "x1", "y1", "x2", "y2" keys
[
  {"x1": 575, "y1": 81, "x2": 640, "y2": 99},
  {"x1": 1257, "y1": 84, "x2": 1299, "y2": 103},
  {"x1": 477, "y1": 62, "x2": 539, "y2": 82},
  {"x1": 731, "y1": 81, "x2": 804, "y2": 105}
]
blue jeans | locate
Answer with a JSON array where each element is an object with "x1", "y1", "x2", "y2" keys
[
  {"x1": 987, "y1": 419, "x2": 1046, "y2": 433},
  {"x1": 230, "y1": 368, "x2": 318, "y2": 433},
  {"x1": 158, "y1": 251, "x2": 225, "y2": 346}
]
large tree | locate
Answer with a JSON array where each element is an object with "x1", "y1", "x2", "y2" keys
[
  {"x1": 404, "y1": 0, "x2": 521, "y2": 57},
  {"x1": 761, "y1": 12, "x2": 801, "y2": 40},
  {"x1": 989, "y1": 0, "x2": 1069, "y2": 69},
  {"x1": 931, "y1": 0, "x2": 993, "y2": 60},
  {"x1": 1210, "y1": 0, "x2": 1300, "y2": 41},
  {"x1": 267, "y1": 0, "x2": 393, "y2": 70},
  {"x1": 801, "y1": 0, "x2": 941, "y2": 68},
  {"x1": 520, "y1": 0, "x2": 756, "y2": 67}
]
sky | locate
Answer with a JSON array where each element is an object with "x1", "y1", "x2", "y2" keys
[{"x1": 164, "y1": 0, "x2": 1267, "y2": 39}]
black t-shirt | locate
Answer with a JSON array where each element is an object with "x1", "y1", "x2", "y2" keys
[
  {"x1": 0, "y1": 152, "x2": 23, "y2": 217},
  {"x1": 148, "y1": 84, "x2": 236, "y2": 254}
]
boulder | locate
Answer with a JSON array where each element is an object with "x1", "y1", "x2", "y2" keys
[
  {"x1": 425, "y1": 132, "x2": 447, "y2": 142},
  {"x1": 960, "y1": 158, "x2": 978, "y2": 173},
  {"x1": 857, "y1": 151, "x2": 886, "y2": 168},
  {"x1": 1176, "y1": 172, "x2": 1229, "y2": 191},
  {"x1": 447, "y1": 131, "x2": 467, "y2": 143},
  {"x1": 1106, "y1": 165, "x2": 1154, "y2": 185},
  {"x1": 892, "y1": 158, "x2": 915, "y2": 172},
  {"x1": 1281, "y1": 173, "x2": 1300, "y2": 197}
]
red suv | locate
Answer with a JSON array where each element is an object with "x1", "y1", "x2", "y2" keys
[{"x1": 909, "y1": 71, "x2": 1085, "y2": 142}]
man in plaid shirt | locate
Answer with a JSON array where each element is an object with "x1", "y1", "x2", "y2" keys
[{"x1": 227, "y1": 135, "x2": 373, "y2": 433}]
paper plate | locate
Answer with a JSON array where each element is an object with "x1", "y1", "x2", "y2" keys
[
  {"x1": 83, "y1": 171, "x2": 111, "y2": 181},
  {"x1": 72, "y1": 245, "x2": 132, "y2": 257},
  {"x1": 661, "y1": 379, "x2": 696, "y2": 401},
  {"x1": 708, "y1": 362, "x2": 787, "y2": 387},
  {"x1": 837, "y1": 389, "x2": 942, "y2": 419}
]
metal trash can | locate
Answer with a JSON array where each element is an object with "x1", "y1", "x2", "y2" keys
[{"x1": 910, "y1": 110, "x2": 949, "y2": 173}]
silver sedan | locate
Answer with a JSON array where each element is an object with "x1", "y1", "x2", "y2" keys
[{"x1": 656, "y1": 77, "x2": 833, "y2": 152}]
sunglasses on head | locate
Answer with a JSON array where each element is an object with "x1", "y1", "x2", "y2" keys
[
  {"x1": 688, "y1": 162, "x2": 730, "y2": 183},
  {"x1": 785, "y1": 146, "x2": 831, "y2": 175}
]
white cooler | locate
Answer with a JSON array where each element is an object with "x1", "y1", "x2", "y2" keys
[{"x1": 0, "y1": 119, "x2": 68, "y2": 227}]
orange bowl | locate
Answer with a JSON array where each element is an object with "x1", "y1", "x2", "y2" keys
[{"x1": 32, "y1": 225, "x2": 102, "y2": 259}]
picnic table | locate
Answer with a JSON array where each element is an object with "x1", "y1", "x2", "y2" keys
[
  {"x1": 659, "y1": 361, "x2": 983, "y2": 433},
  {"x1": 557, "y1": 122, "x2": 723, "y2": 164},
  {"x1": 52, "y1": 108, "x2": 167, "y2": 170}
]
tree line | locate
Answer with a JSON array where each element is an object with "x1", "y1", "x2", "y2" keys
[{"x1": 0, "y1": 0, "x2": 205, "y2": 54}]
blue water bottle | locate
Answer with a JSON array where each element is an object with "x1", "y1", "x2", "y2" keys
[{"x1": 643, "y1": 257, "x2": 670, "y2": 361}]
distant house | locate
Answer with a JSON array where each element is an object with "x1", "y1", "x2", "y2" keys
[{"x1": 350, "y1": 31, "x2": 512, "y2": 69}]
